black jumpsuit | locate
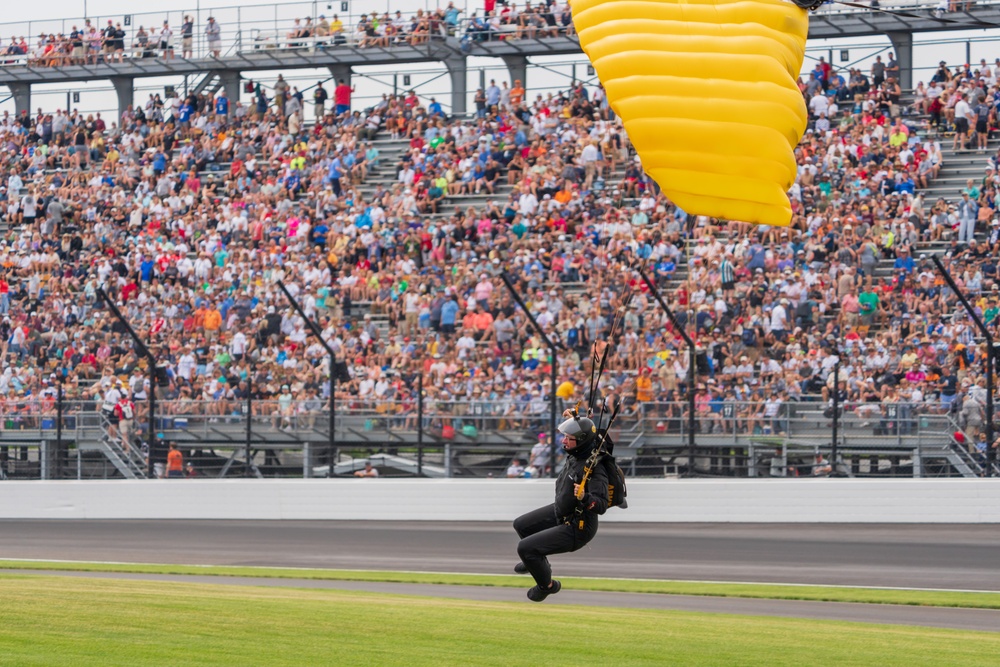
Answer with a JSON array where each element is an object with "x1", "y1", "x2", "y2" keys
[{"x1": 513, "y1": 445, "x2": 609, "y2": 588}]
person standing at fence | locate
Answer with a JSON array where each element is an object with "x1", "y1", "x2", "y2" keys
[
  {"x1": 313, "y1": 81, "x2": 329, "y2": 121},
  {"x1": 166, "y1": 442, "x2": 184, "y2": 479},
  {"x1": 273, "y1": 74, "x2": 290, "y2": 114},
  {"x1": 103, "y1": 20, "x2": 116, "y2": 62},
  {"x1": 513, "y1": 412, "x2": 608, "y2": 602},
  {"x1": 334, "y1": 79, "x2": 354, "y2": 116},
  {"x1": 205, "y1": 17, "x2": 221, "y2": 58},
  {"x1": 181, "y1": 16, "x2": 194, "y2": 59},
  {"x1": 529, "y1": 433, "x2": 551, "y2": 475},
  {"x1": 159, "y1": 21, "x2": 174, "y2": 60}
]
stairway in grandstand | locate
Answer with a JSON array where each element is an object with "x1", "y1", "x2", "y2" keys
[
  {"x1": 920, "y1": 139, "x2": 1000, "y2": 205},
  {"x1": 97, "y1": 414, "x2": 147, "y2": 479},
  {"x1": 863, "y1": 125, "x2": 1000, "y2": 313},
  {"x1": 348, "y1": 134, "x2": 635, "y2": 339}
]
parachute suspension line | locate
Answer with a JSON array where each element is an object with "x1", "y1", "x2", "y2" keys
[
  {"x1": 581, "y1": 260, "x2": 606, "y2": 418},
  {"x1": 588, "y1": 256, "x2": 647, "y2": 421}
]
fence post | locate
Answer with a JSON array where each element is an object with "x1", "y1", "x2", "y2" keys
[
  {"x1": 56, "y1": 375, "x2": 63, "y2": 479},
  {"x1": 417, "y1": 372, "x2": 424, "y2": 477},
  {"x1": 831, "y1": 357, "x2": 841, "y2": 475},
  {"x1": 245, "y1": 373, "x2": 252, "y2": 478},
  {"x1": 329, "y1": 355, "x2": 337, "y2": 475}
]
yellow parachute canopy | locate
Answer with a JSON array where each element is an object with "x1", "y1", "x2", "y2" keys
[{"x1": 572, "y1": 0, "x2": 809, "y2": 227}]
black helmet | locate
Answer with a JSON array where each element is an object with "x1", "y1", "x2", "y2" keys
[{"x1": 558, "y1": 415, "x2": 597, "y2": 455}]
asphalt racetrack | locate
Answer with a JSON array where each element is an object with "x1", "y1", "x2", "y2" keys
[{"x1": 4, "y1": 520, "x2": 1000, "y2": 631}]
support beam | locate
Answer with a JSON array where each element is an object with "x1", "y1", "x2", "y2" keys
[
  {"x1": 8, "y1": 83, "x2": 30, "y2": 118},
  {"x1": 886, "y1": 31, "x2": 913, "y2": 91},
  {"x1": 443, "y1": 55, "x2": 467, "y2": 117},
  {"x1": 500, "y1": 55, "x2": 528, "y2": 90},
  {"x1": 218, "y1": 71, "x2": 242, "y2": 117},
  {"x1": 327, "y1": 64, "x2": 352, "y2": 82},
  {"x1": 109, "y1": 77, "x2": 133, "y2": 127}
]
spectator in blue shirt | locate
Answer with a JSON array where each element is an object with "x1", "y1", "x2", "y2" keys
[
  {"x1": 440, "y1": 295, "x2": 459, "y2": 334},
  {"x1": 152, "y1": 150, "x2": 167, "y2": 175},
  {"x1": 178, "y1": 102, "x2": 193, "y2": 125},
  {"x1": 893, "y1": 247, "x2": 915, "y2": 274},
  {"x1": 140, "y1": 257, "x2": 155, "y2": 282},
  {"x1": 428, "y1": 98, "x2": 444, "y2": 118},
  {"x1": 215, "y1": 92, "x2": 229, "y2": 117},
  {"x1": 444, "y1": 1, "x2": 462, "y2": 28},
  {"x1": 326, "y1": 155, "x2": 343, "y2": 196}
]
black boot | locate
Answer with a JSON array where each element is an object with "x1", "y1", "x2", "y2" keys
[{"x1": 527, "y1": 580, "x2": 561, "y2": 602}]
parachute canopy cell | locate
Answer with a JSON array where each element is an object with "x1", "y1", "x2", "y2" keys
[{"x1": 572, "y1": 0, "x2": 810, "y2": 227}]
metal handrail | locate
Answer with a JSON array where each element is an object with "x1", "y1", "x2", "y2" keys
[{"x1": 0, "y1": 1, "x2": 457, "y2": 68}]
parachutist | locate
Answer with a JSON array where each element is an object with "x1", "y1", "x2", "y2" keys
[{"x1": 512, "y1": 412, "x2": 608, "y2": 602}]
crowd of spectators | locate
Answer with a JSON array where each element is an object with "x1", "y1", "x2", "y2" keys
[{"x1": 0, "y1": 29, "x2": 1000, "y2": 467}]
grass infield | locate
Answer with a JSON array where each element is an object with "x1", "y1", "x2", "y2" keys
[
  {"x1": 2, "y1": 559, "x2": 1000, "y2": 609},
  {"x1": 2, "y1": 575, "x2": 999, "y2": 666}
]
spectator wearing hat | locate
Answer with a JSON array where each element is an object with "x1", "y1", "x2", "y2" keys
[{"x1": 205, "y1": 16, "x2": 221, "y2": 57}]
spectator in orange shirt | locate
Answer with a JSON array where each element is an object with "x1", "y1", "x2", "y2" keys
[
  {"x1": 472, "y1": 306, "x2": 494, "y2": 337},
  {"x1": 204, "y1": 303, "x2": 223, "y2": 340},
  {"x1": 510, "y1": 79, "x2": 525, "y2": 106},
  {"x1": 192, "y1": 304, "x2": 207, "y2": 330},
  {"x1": 636, "y1": 368, "x2": 654, "y2": 403},
  {"x1": 166, "y1": 442, "x2": 184, "y2": 479}
]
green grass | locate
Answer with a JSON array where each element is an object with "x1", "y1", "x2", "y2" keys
[
  {"x1": 3, "y1": 559, "x2": 1000, "y2": 610},
  {"x1": 1, "y1": 575, "x2": 999, "y2": 666}
]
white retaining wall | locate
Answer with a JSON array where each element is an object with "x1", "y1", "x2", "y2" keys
[{"x1": 2, "y1": 479, "x2": 1000, "y2": 522}]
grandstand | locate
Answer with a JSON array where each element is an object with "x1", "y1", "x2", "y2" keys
[{"x1": 0, "y1": 0, "x2": 999, "y2": 482}]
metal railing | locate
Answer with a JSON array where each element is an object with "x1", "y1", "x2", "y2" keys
[
  {"x1": 0, "y1": 397, "x2": 983, "y2": 480},
  {"x1": 0, "y1": 1, "x2": 457, "y2": 68}
]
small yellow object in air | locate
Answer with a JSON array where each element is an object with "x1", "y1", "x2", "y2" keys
[{"x1": 572, "y1": 0, "x2": 809, "y2": 226}]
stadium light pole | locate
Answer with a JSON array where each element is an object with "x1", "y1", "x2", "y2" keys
[
  {"x1": 276, "y1": 280, "x2": 337, "y2": 477},
  {"x1": 932, "y1": 255, "x2": 994, "y2": 477},
  {"x1": 500, "y1": 271, "x2": 564, "y2": 477},
  {"x1": 638, "y1": 269, "x2": 697, "y2": 477},
  {"x1": 96, "y1": 287, "x2": 156, "y2": 478}
]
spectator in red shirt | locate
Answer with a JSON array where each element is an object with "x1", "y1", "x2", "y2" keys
[{"x1": 334, "y1": 78, "x2": 355, "y2": 115}]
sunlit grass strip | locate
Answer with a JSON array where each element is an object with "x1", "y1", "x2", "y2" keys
[
  {"x1": 1, "y1": 576, "x2": 999, "y2": 667},
  {"x1": 2, "y1": 559, "x2": 1000, "y2": 609}
]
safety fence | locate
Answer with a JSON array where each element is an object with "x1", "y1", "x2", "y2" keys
[
  {"x1": 0, "y1": 1, "x2": 460, "y2": 69},
  {"x1": 0, "y1": 397, "x2": 988, "y2": 481}
]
